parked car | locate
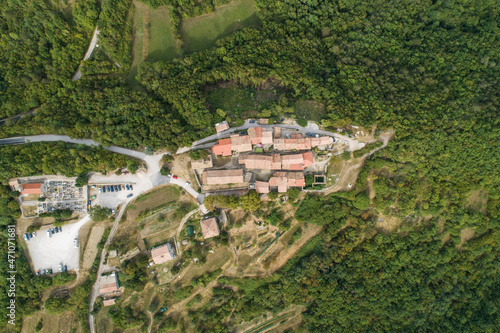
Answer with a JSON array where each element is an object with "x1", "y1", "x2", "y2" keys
[
  {"x1": 47, "y1": 230, "x2": 51, "y2": 238},
  {"x1": 116, "y1": 185, "x2": 121, "y2": 191},
  {"x1": 122, "y1": 185, "x2": 126, "y2": 190},
  {"x1": 42, "y1": 269, "x2": 46, "y2": 275},
  {"x1": 32, "y1": 231, "x2": 36, "y2": 237},
  {"x1": 249, "y1": 120, "x2": 256, "y2": 123},
  {"x1": 102, "y1": 186, "x2": 106, "y2": 193},
  {"x1": 64, "y1": 265, "x2": 67, "y2": 272},
  {"x1": 106, "y1": 186, "x2": 110, "y2": 192},
  {"x1": 51, "y1": 229, "x2": 55, "y2": 234},
  {"x1": 54, "y1": 227, "x2": 59, "y2": 234},
  {"x1": 129, "y1": 185, "x2": 133, "y2": 190},
  {"x1": 23, "y1": 234, "x2": 28, "y2": 241},
  {"x1": 125, "y1": 184, "x2": 129, "y2": 190},
  {"x1": 172, "y1": 175, "x2": 178, "y2": 179},
  {"x1": 98, "y1": 187, "x2": 102, "y2": 193},
  {"x1": 48, "y1": 269, "x2": 52, "y2": 274},
  {"x1": 127, "y1": 193, "x2": 133, "y2": 198},
  {"x1": 74, "y1": 238, "x2": 79, "y2": 248},
  {"x1": 110, "y1": 186, "x2": 114, "y2": 192},
  {"x1": 36, "y1": 271, "x2": 40, "y2": 276},
  {"x1": 58, "y1": 264, "x2": 62, "y2": 272},
  {"x1": 186, "y1": 182, "x2": 191, "y2": 186},
  {"x1": 58, "y1": 226, "x2": 62, "y2": 232}
]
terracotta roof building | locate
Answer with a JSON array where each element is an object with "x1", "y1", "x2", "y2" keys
[
  {"x1": 212, "y1": 138, "x2": 232, "y2": 156},
  {"x1": 274, "y1": 134, "x2": 333, "y2": 151},
  {"x1": 99, "y1": 273, "x2": 119, "y2": 294},
  {"x1": 269, "y1": 172, "x2": 305, "y2": 192},
  {"x1": 302, "y1": 152, "x2": 314, "y2": 167},
  {"x1": 215, "y1": 121, "x2": 230, "y2": 133},
  {"x1": 248, "y1": 127, "x2": 273, "y2": 145},
  {"x1": 103, "y1": 299, "x2": 116, "y2": 306},
  {"x1": 238, "y1": 154, "x2": 273, "y2": 170},
  {"x1": 239, "y1": 152, "x2": 314, "y2": 171},
  {"x1": 281, "y1": 154, "x2": 305, "y2": 170},
  {"x1": 255, "y1": 181, "x2": 270, "y2": 194},
  {"x1": 20, "y1": 183, "x2": 43, "y2": 195},
  {"x1": 151, "y1": 243, "x2": 176, "y2": 265},
  {"x1": 200, "y1": 217, "x2": 220, "y2": 239},
  {"x1": 230, "y1": 134, "x2": 252, "y2": 153},
  {"x1": 202, "y1": 169, "x2": 244, "y2": 185}
]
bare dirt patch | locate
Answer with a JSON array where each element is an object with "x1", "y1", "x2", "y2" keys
[
  {"x1": 375, "y1": 213, "x2": 402, "y2": 234},
  {"x1": 459, "y1": 228, "x2": 475, "y2": 248},
  {"x1": 81, "y1": 226, "x2": 105, "y2": 271},
  {"x1": 465, "y1": 190, "x2": 488, "y2": 215},
  {"x1": 171, "y1": 152, "x2": 200, "y2": 191}
]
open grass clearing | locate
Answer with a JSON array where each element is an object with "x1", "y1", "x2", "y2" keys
[
  {"x1": 20, "y1": 310, "x2": 81, "y2": 333},
  {"x1": 113, "y1": 185, "x2": 182, "y2": 253},
  {"x1": 178, "y1": 247, "x2": 232, "y2": 286},
  {"x1": 294, "y1": 100, "x2": 325, "y2": 122},
  {"x1": 205, "y1": 81, "x2": 284, "y2": 118},
  {"x1": 129, "y1": 0, "x2": 149, "y2": 87},
  {"x1": 181, "y1": 0, "x2": 259, "y2": 53},
  {"x1": 148, "y1": 6, "x2": 180, "y2": 62}
]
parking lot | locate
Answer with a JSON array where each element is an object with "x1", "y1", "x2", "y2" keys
[
  {"x1": 89, "y1": 183, "x2": 138, "y2": 210},
  {"x1": 25, "y1": 215, "x2": 90, "y2": 275}
]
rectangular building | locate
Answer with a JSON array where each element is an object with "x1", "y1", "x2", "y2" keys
[
  {"x1": 151, "y1": 243, "x2": 176, "y2": 265},
  {"x1": 202, "y1": 169, "x2": 244, "y2": 185}
]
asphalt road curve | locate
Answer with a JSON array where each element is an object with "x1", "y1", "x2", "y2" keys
[{"x1": 0, "y1": 137, "x2": 26, "y2": 145}]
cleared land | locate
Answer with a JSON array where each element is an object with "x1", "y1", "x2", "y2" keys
[
  {"x1": 81, "y1": 226, "x2": 105, "y2": 271},
  {"x1": 148, "y1": 6, "x2": 180, "y2": 62},
  {"x1": 129, "y1": 0, "x2": 149, "y2": 86},
  {"x1": 21, "y1": 310, "x2": 81, "y2": 333},
  {"x1": 25, "y1": 215, "x2": 90, "y2": 274},
  {"x1": 181, "y1": 0, "x2": 259, "y2": 53}
]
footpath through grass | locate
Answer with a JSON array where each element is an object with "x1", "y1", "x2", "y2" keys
[{"x1": 182, "y1": 0, "x2": 259, "y2": 53}]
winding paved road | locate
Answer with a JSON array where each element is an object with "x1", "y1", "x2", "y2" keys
[
  {"x1": 0, "y1": 123, "x2": 366, "y2": 332},
  {"x1": 177, "y1": 120, "x2": 359, "y2": 153},
  {"x1": 72, "y1": 27, "x2": 100, "y2": 81}
]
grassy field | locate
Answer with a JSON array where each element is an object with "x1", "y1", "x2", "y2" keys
[
  {"x1": 148, "y1": 6, "x2": 180, "y2": 62},
  {"x1": 294, "y1": 100, "x2": 325, "y2": 122},
  {"x1": 326, "y1": 156, "x2": 344, "y2": 186},
  {"x1": 181, "y1": 0, "x2": 259, "y2": 53},
  {"x1": 129, "y1": 1, "x2": 149, "y2": 87}
]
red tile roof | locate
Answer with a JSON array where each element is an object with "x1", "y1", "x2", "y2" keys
[
  {"x1": 200, "y1": 218, "x2": 220, "y2": 239},
  {"x1": 230, "y1": 134, "x2": 252, "y2": 153},
  {"x1": 21, "y1": 183, "x2": 42, "y2": 194},
  {"x1": 151, "y1": 243, "x2": 176, "y2": 265},
  {"x1": 215, "y1": 121, "x2": 229, "y2": 133},
  {"x1": 212, "y1": 138, "x2": 232, "y2": 156},
  {"x1": 202, "y1": 169, "x2": 244, "y2": 184},
  {"x1": 302, "y1": 152, "x2": 314, "y2": 167},
  {"x1": 269, "y1": 172, "x2": 305, "y2": 192},
  {"x1": 255, "y1": 181, "x2": 270, "y2": 194}
]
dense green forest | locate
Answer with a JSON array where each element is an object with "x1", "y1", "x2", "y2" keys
[
  {"x1": 0, "y1": 0, "x2": 499, "y2": 331},
  {"x1": 0, "y1": 0, "x2": 96, "y2": 118}
]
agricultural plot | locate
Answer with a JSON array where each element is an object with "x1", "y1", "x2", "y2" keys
[
  {"x1": 130, "y1": 3, "x2": 179, "y2": 86},
  {"x1": 181, "y1": 0, "x2": 259, "y2": 53},
  {"x1": 148, "y1": 6, "x2": 180, "y2": 62}
]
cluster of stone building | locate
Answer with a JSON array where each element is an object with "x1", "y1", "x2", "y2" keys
[{"x1": 193, "y1": 126, "x2": 334, "y2": 193}]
